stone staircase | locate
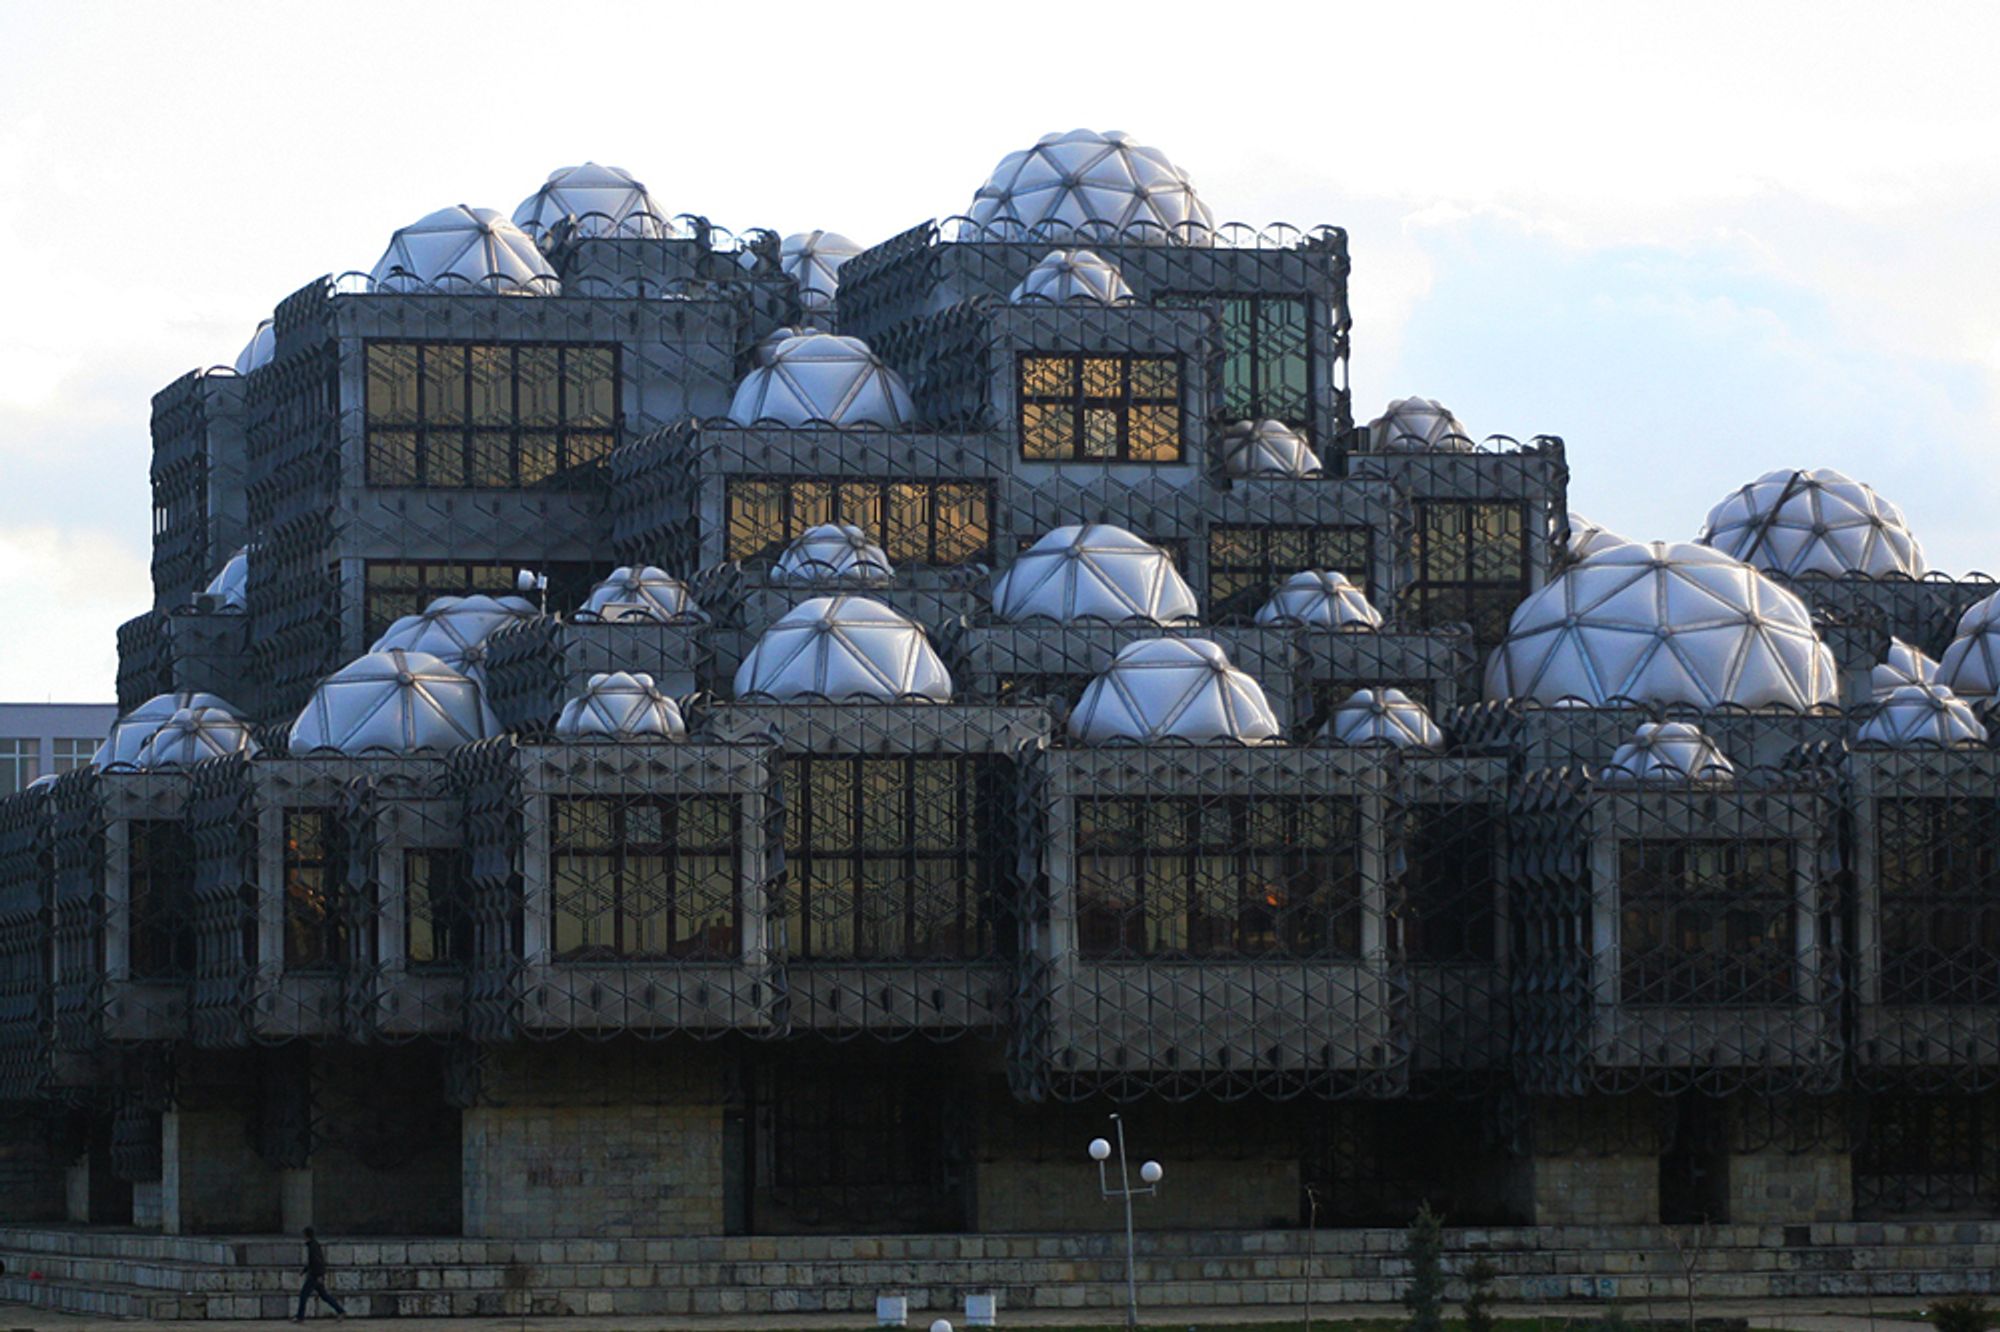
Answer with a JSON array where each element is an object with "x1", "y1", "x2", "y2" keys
[{"x1": 1, "y1": 1223, "x2": 1998, "y2": 1320}]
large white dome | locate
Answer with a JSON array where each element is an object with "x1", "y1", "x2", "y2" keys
[
  {"x1": 369, "y1": 205, "x2": 559, "y2": 295},
  {"x1": 94, "y1": 691, "x2": 245, "y2": 768},
  {"x1": 771, "y1": 523, "x2": 894, "y2": 585},
  {"x1": 1598, "y1": 721, "x2": 1737, "y2": 784},
  {"x1": 963, "y1": 129, "x2": 1215, "y2": 243},
  {"x1": 1857, "y1": 684, "x2": 1988, "y2": 748},
  {"x1": 1007, "y1": 249, "x2": 1134, "y2": 305},
  {"x1": 733, "y1": 596, "x2": 952, "y2": 702},
  {"x1": 1936, "y1": 589, "x2": 2000, "y2": 697},
  {"x1": 726, "y1": 333, "x2": 914, "y2": 429},
  {"x1": 1873, "y1": 637, "x2": 1940, "y2": 698},
  {"x1": 554, "y1": 672, "x2": 686, "y2": 740},
  {"x1": 512, "y1": 162, "x2": 671, "y2": 244},
  {"x1": 1069, "y1": 638, "x2": 1281, "y2": 745},
  {"x1": 780, "y1": 231, "x2": 863, "y2": 313},
  {"x1": 1483, "y1": 541, "x2": 1840, "y2": 709},
  {"x1": 290, "y1": 650, "x2": 496, "y2": 755},
  {"x1": 1254, "y1": 571, "x2": 1381, "y2": 630},
  {"x1": 578, "y1": 566, "x2": 706, "y2": 623},
  {"x1": 369, "y1": 594, "x2": 539, "y2": 677},
  {"x1": 134, "y1": 707, "x2": 259, "y2": 769},
  {"x1": 1699, "y1": 467, "x2": 1925, "y2": 578},
  {"x1": 1368, "y1": 398, "x2": 1474, "y2": 453},
  {"x1": 990, "y1": 524, "x2": 1198, "y2": 624}
]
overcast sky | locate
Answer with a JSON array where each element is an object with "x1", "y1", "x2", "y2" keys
[{"x1": 3, "y1": 1, "x2": 1998, "y2": 701}]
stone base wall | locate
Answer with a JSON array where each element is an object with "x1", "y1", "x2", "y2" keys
[
  {"x1": 1726, "y1": 1150, "x2": 1851, "y2": 1223},
  {"x1": 162, "y1": 1108, "x2": 280, "y2": 1235},
  {"x1": 1520, "y1": 1154, "x2": 1659, "y2": 1225}
]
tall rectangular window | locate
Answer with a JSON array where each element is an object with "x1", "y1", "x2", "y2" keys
[
  {"x1": 128, "y1": 820, "x2": 195, "y2": 981},
  {"x1": 550, "y1": 796, "x2": 739, "y2": 961},
  {"x1": 1074, "y1": 796, "x2": 1362, "y2": 959},
  {"x1": 1400, "y1": 805, "x2": 1499, "y2": 963},
  {"x1": 725, "y1": 479, "x2": 993, "y2": 568},
  {"x1": 1206, "y1": 524, "x2": 1372, "y2": 618},
  {"x1": 406, "y1": 848, "x2": 472, "y2": 968},
  {"x1": 1618, "y1": 839, "x2": 1796, "y2": 1006},
  {"x1": 783, "y1": 756, "x2": 994, "y2": 961},
  {"x1": 362, "y1": 560, "x2": 596, "y2": 641},
  {"x1": 1877, "y1": 798, "x2": 2000, "y2": 1005},
  {"x1": 283, "y1": 809, "x2": 346, "y2": 972},
  {"x1": 364, "y1": 341, "x2": 619, "y2": 489},
  {"x1": 1018, "y1": 353, "x2": 1182, "y2": 462},
  {"x1": 1160, "y1": 293, "x2": 1313, "y2": 428},
  {"x1": 1402, "y1": 501, "x2": 1531, "y2": 648},
  {"x1": 0, "y1": 740, "x2": 36, "y2": 795},
  {"x1": 51, "y1": 739, "x2": 96, "y2": 775}
]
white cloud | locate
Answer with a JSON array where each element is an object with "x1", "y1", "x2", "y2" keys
[{"x1": 0, "y1": 526, "x2": 147, "y2": 700}]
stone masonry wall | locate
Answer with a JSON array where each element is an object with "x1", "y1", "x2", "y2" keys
[
  {"x1": 1520, "y1": 1154, "x2": 1659, "y2": 1225},
  {"x1": 1726, "y1": 1150, "x2": 1852, "y2": 1223},
  {"x1": 162, "y1": 1108, "x2": 281, "y2": 1235}
]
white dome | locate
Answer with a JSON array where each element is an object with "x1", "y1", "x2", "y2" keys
[
  {"x1": 94, "y1": 691, "x2": 245, "y2": 768},
  {"x1": 578, "y1": 566, "x2": 706, "y2": 623},
  {"x1": 1483, "y1": 541, "x2": 1840, "y2": 709},
  {"x1": 369, "y1": 594, "x2": 539, "y2": 676},
  {"x1": 1069, "y1": 638, "x2": 1281, "y2": 745},
  {"x1": 1600, "y1": 721, "x2": 1737, "y2": 784},
  {"x1": 512, "y1": 162, "x2": 671, "y2": 243},
  {"x1": 1368, "y1": 398, "x2": 1474, "y2": 453},
  {"x1": 554, "y1": 672, "x2": 686, "y2": 740},
  {"x1": 134, "y1": 706, "x2": 259, "y2": 768},
  {"x1": 369, "y1": 205, "x2": 559, "y2": 295},
  {"x1": 1254, "y1": 571, "x2": 1381, "y2": 630},
  {"x1": 1873, "y1": 637, "x2": 1940, "y2": 698},
  {"x1": 726, "y1": 333, "x2": 914, "y2": 429},
  {"x1": 771, "y1": 523, "x2": 894, "y2": 584},
  {"x1": 990, "y1": 524, "x2": 1198, "y2": 624},
  {"x1": 1699, "y1": 467, "x2": 1925, "y2": 578},
  {"x1": 290, "y1": 650, "x2": 496, "y2": 755},
  {"x1": 781, "y1": 231, "x2": 863, "y2": 313},
  {"x1": 1935, "y1": 589, "x2": 2000, "y2": 697},
  {"x1": 1857, "y1": 684, "x2": 1988, "y2": 748},
  {"x1": 1567, "y1": 513, "x2": 1635, "y2": 563},
  {"x1": 1007, "y1": 249, "x2": 1134, "y2": 305},
  {"x1": 202, "y1": 547, "x2": 249, "y2": 610},
  {"x1": 754, "y1": 325, "x2": 813, "y2": 366},
  {"x1": 233, "y1": 320, "x2": 274, "y2": 375},
  {"x1": 1321, "y1": 688, "x2": 1442, "y2": 750},
  {"x1": 964, "y1": 129, "x2": 1215, "y2": 243},
  {"x1": 1217, "y1": 419, "x2": 1323, "y2": 478},
  {"x1": 733, "y1": 596, "x2": 952, "y2": 701}
]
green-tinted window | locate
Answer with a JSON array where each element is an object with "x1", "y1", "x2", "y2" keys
[{"x1": 1160, "y1": 293, "x2": 1313, "y2": 428}]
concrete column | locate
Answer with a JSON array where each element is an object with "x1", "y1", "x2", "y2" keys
[
  {"x1": 160, "y1": 1107, "x2": 281, "y2": 1234},
  {"x1": 1521, "y1": 1153, "x2": 1660, "y2": 1224},
  {"x1": 462, "y1": 1101, "x2": 724, "y2": 1238}
]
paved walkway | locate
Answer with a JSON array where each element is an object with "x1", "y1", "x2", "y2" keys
[{"x1": 0, "y1": 1296, "x2": 1943, "y2": 1332}]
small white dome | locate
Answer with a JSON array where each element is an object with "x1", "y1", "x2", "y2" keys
[
  {"x1": 512, "y1": 162, "x2": 671, "y2": 244},
  {"x1": 733, "y1": 596, "x2": 952, "y2": 701},
  {"x1": 1699, "y1": 467, "x2": 1925, "y2": 579},
  {"x1": 134, "y1": 706, "x2": 259, "y2": 768},
  {"x1": 990, "y1": 524, "x2": 1198, "y2": 624},
  {"x1": 1217, "y1": 419, "x2": 1323, "y2": 479},
  {"x1": 771, "y1": 523, "x2": 894, "y2": 585},
  {"x1": 965, "y1": 129, "x2": 1215, "y2": 243},
  {"x1": 578, "y1": 567, "x2": 706, "y2": 623},
  {"x1": 1007, "y1": 249, "x2": 1134, "y2": 305},
  {"x1": 369, "y1": 594, "x2": 539, "y2": 677},
  {"x1": 754, "y1": 325, "x2": 813, "y2": 365},
  {"x1": 1937, "y1": 589, "x2": 2000, "y2": 697},
  {"x1": 1069, "y1": 638, "x2": 1281, "y2": 745},
  {"x1": 1368, "y1": 398, "x2": 1474, "y2": 453},
  {"x1": 1566, "y1": 513, "x2": 1635, "y2": 563},
  {"x1": 233, "y1": 320, "x2": 274, "y2": 375},
  {"x1": 554, "y1": 672, "x2": 686, "y2": 740},
  {"x1": 727, "y1": 333, "x2": 915, "y2": 429},
  {"x1": 1873, "y1": 637, "x2": 1940, "y2": 698},
  {"x1": 94, "y1": 691, "x2": 245, "y2": 768},
  {"x1": 202, "y1": 547, "x2": 249, "y2": 611},
  {"x1": 781, "y1": 231, "x2": 863, "y2": 313},
  {"x1": 369, "y1": 205, "x2": 559, "y2": 295},
  {"x1": 1255, "y1": 571, "x2": 1381, "y2": 630},
  {"x1": 1599, "y1": 721, "x2": 1737, "y2": 784},
  {"x1": 1320, "y1": 688, "x2": 1442, "y2": 750},
  {"x1": 1856, "y1": 683, "x2": 1988, "y2": 748},
  {"x1": 1484, "y1": 542, "x2": 1839, "y2": 710},
  {"x1": 290, "y1": 650, "x2": 496, "y2": 755}
]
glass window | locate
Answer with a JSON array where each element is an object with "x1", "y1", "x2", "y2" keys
[
  {"x1": 51, "y1": 740, "x2": 97, "y2": 775},
  {"x1": 0, "y1": 740, "x2": 37, "y2": 795},
  {"x1": 550, "y1": 796, "x2": 739, "y2": 961},
  {"x1": 1876, "y1": 798, "x2": 2000, "y2": 1005},
  {"x1": 1617, "y1": 839, "x2": 1796, "y2": 1006},
  {"x1": 1075, "y1": 796, "x2": 1362, "y2": 959},
  {"x1": 128, "y1": 820, "x2": 195, "y2": 981},
  {"x1": 782, "y1": 756, "x2": 997, "y2": 961},
  {"x1": 1206, "y1": 524, "x2": 1371, "y2": 619},
  {"x1": 363, "y1": 341, "x2": 621, "y2": 489},
  {"x1": 724, "y1": 479, "x2": 993, "y2": 568},
  {"x1": 1399, "y1": 805, "x2": 1499, "y2": 963},
  {"x1": 1017, "y1": 352, "x2": 1183, "y2": 462},
  {"x1": 406, "y1": 848, "x2": 471, "y2": 968},
  {"x1": 283, "y1": 809, "x2": 347, "y2": 972},
  {"x1": 362, "y1": 559, "x2": 596, "y2": 641},
  {"x1": 1402, "y1": 501, "x2": 1531, "y2": 651},
  {"x1": 1159, "y1": 293, "x2": 1313, "y2": 428}
]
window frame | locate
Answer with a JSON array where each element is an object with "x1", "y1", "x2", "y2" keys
[
  {"x1": 724, "y1": 478, "x2": 995, "y2": 569},
  {"x1": 1205, "y1": 523, "x2": 1373, "y2": 620},
  {"x1": 282, "y1": 808, "x2": 347, "y2": 973},
  {"x1": 1016, "y1": 351, "x2": 1184, "y2": 463},
  {"x1": 1402, "y1": 500, "x2": 1533, "y2": 647},
  {"x1": 1616, "y1": 837, "x2": 1799, "y2": 1007},
  {"x1": 1157, "y1": 290, "x2": 1315, "y2": 430},
  {"x1": 548, "y1": 795, "x2": 742, "y2": 963}
]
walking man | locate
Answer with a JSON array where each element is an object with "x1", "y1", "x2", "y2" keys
[{"x1": 293, "y1": 1227, "x2": 346, "y2": 1322}]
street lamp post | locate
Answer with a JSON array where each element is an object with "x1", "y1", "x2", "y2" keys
[{"x1": 1089, "y1": 1114, "x2": 1162, "y2": 1329}]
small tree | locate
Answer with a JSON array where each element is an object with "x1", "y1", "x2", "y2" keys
[
  {"x1": 1461, "y1": 1257, "x2": 1500, "y2": 1332},
  {"x1": 1928, "y1": 1296, "x2": 1993, "y2": 1332},
  {"x1": 1402, "y1": 1202, "x2": 1446, "y2": 1332},
  {"x1": 1666, "y1": 1222, "x2": 1715, "y2": 1332}
]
